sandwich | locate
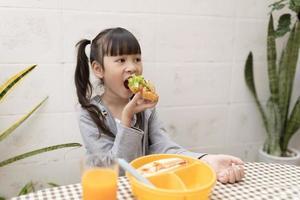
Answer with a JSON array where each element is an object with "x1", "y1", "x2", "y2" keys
[
  {"x1": 125, "y1": 74, "x2": 159, "y2": 102},
  {"x1": 136, "y1": 158, "x2": 188, "y2": 177}
]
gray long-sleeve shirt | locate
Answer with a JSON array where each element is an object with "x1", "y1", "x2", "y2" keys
[{"x1": 78, "y1": 95, "x2": 204, "y2": 174}]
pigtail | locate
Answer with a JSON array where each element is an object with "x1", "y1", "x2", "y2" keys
[
  {"x1": 75, "y1": 39, "x2": 92, "y2": 105},
  {"x1": 75, "y1": 39, "x2": 114, "y2": 137}
]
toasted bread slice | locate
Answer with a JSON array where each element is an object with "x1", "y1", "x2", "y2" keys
[{"x1": 137, "y1": 158, "x2": 187, "y2": 177}]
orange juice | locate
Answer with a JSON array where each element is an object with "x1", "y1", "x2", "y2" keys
[{"x1": 82, "y1": 168, "x2": 118, "y2": 200}]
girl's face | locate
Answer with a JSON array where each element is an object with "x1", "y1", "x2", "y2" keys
[{"x1": 100, "y1": 54, "x2": 143, "y2": 100}]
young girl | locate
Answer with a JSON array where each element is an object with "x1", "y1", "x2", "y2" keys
[{"x1": 75, "y1": 27, "x2": 244, "y2": 183}]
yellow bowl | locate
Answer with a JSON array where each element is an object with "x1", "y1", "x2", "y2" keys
[{"x1": 126, "y1": 154, "x2": 216, "y2": 200}]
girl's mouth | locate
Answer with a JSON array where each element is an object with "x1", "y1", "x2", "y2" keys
[{"x1": 124, "y1": 79, "x2": 129, "y2": 89}]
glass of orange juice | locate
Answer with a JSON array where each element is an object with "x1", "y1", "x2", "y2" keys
[{"x1": 81, "y1": 155, "x2": 118, "y2": 200}]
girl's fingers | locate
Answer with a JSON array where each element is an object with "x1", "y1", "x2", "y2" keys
[
  {"x1": 127, "y1": 92, "x2": 158, "y2": 115},
  {"x1": 129, "y1": 93, "x2": 145, "y2": 108},
  {"x1": 228, "y1": 168, "x2": 236, "y2": 183},
  {"x1": 232, "y1": 164, "x2": 241, "y2": 181},
  {"x1": 137, "y1": 101, "x2": 157, "y2": 111},
  {"x1": 238, "y1": 164, "x2": 245, "y2": 179},
  {"x1": 218, "y1": 171, "x2": 228, "y2": 183},
  {"x1": 233, "y1": 162, "x2": 245, "y2": 180},
  {"x1": 131, "y1": 92, "x2": 142, "y2": 102},
  {"x1": 231, "y1": 163, "x2": 245, "y2": 183},
  {"x1": 136, "y1": 99, "x2": 144, "y2": 105},
  {"x1": 131, "y1": 93, "x2": 156, "y2": 106}
]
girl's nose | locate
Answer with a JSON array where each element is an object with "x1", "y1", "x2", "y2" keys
[{"x1": 125, "y1": 63, "x2": 138, "y2": 74}]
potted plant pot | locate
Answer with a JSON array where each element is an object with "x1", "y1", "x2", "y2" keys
[{"x1": 258, "y1": 147, "x2": 300, "y2": 165}]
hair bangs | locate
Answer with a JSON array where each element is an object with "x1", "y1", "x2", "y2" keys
[{"x1": 104, "y1": 29, "x2": 141, "y2": 56}]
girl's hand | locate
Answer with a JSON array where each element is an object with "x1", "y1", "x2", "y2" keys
[
  {"x1": 121, "y1": 92, "x2": 158, "y2": 127},
  {"x1": 201, "y1": 154, "x2": 245, "y2": 184}
]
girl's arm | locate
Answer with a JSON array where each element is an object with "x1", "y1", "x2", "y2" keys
[
  {"x1": 78, "y1": 108, "x2": 144, "y2": 167},
  {"x1": 148, "y1": 109, "x2": 206, "y2": 159}
]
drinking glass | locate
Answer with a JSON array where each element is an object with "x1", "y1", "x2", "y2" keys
[{"x1": 81, "y1": 154, "x2": 118, "y2": 200}]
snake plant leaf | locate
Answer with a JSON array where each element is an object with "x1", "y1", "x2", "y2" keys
[
  {"x1": 289, "y1": 0, "x2": 300, "y2": 13},
  {"x1": 245, "y1": 52, "x2": 256, "y2": 97},
  {"x1": 267, "y1": 14, "x2": 279, "y2": 103},
  {"x1": 264, "y1": 98, "x2": 282, "y2": 156},
  {"x1": 18, "y1": 181, "x2": 35, "y2": 196},
  {"x1": 0, "y1": 96, "x2": 48, "y2": 142},
  {"x1": 283, "y1": 97, "x2": 300, "y2": 151},
  {"x1": 244, "y1": 52, "x2": 270, "y2": 135},
  {"x1": 0, "y1": 65, "x2": 37, "y2": 103},
  {"x1": 272, "y1": 3, "x2": 286, "y2": 11},
  {"x1": 278, "y1": 22, "x2": 300, "y2": 132},
  {"x1": 293, "y1": 0, "x2": 300, "y2": 6},
  {"x1": 275, "y1": 14, "x2": 291, "y2": 38},
  {"x1": 0, "y1": 143, "x2": 81, "y2": 167},
  {"x1": 269, "y1": 0, "x2": 286, "y2": 12}
]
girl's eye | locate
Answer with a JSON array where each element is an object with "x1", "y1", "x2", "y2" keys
[
  {"x1": 135, "y1": 57, "x2": 141, "y2": 62},
  {"x1": 116, "y1": 58, "x2": 126, "y2": 63}
]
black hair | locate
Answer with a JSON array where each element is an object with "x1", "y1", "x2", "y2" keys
[{"x1": 75, "y1": 27, "x2": 142, "y2": 137}]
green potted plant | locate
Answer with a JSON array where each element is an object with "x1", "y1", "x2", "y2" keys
[
  {"x1": 244, "y1": 0, "x2": 300, "y2": 164},
  {"x1": 0, "y1": 65, "x2": 81, "y2": 199}
]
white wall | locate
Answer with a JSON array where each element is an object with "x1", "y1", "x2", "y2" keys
[{"x1": 0, "y1": 0, "x2": 299, "y2": 198}]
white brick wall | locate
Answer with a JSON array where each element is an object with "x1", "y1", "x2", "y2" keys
[{"x1": 1, "y1": 0, "x2": 299, "y2": 198}]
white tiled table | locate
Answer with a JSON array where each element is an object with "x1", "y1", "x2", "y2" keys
[{"x1": 12, "y1": 162, "x2": 300, "y2": 200}]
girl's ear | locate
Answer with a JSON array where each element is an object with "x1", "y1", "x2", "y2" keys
[{"x1": 92, "y1": 61, "x2": 104, "y2": 78}]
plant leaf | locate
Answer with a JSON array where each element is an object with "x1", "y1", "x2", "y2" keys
[
  {"x1": 48, "y1": 182, "x2": 60, "y2": 187},
  {"x1": 0, "y1": 96, "x2": 48, "y2": 142},
  {"x1": 0, "y1": 65, "x2": 37, "y2": 103},
  {"x1": 267, "y1": 14, "x2": 279, "y2": 103},
  {"x1": 275, "y1": 14, "x2": 291, "y2": 38},
  {"x1": 18, "y1": 181, "x2": 35, "y2": 196},
  {"x1": 0, "y1": 143, "x2": 82, "y2": 167},
  {"x1": 293, "y1": 0, "x2": 300, "y2": 6},
  {"x1": 0, "y1": 197, "x2": 5, "y2": 200},
  {"x1": 269, "y1": 0, "x2": 287, "y2": 12},
  {"x1": 244, "y1": 52, "x2": 270, "y2": 135},
  {"x1": 264, "y1": 98, "x2": 282, "y2": 156},
  {"x1": 289, "y1": 0, "x2": 300, "y2": 12},
  {"x1": 278, "y1": 22, "x2": 300, "y2": 137},
  {"x1": 244, "y1": 53, "x2": 257, "y2": 97},
  {"x1": 283, "y1": 96, "x2": 300, "y2": 151}
]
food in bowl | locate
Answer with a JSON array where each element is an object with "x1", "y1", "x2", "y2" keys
[{"x1": 137, "y1": 158, "x2": 188, "y2": 177}]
